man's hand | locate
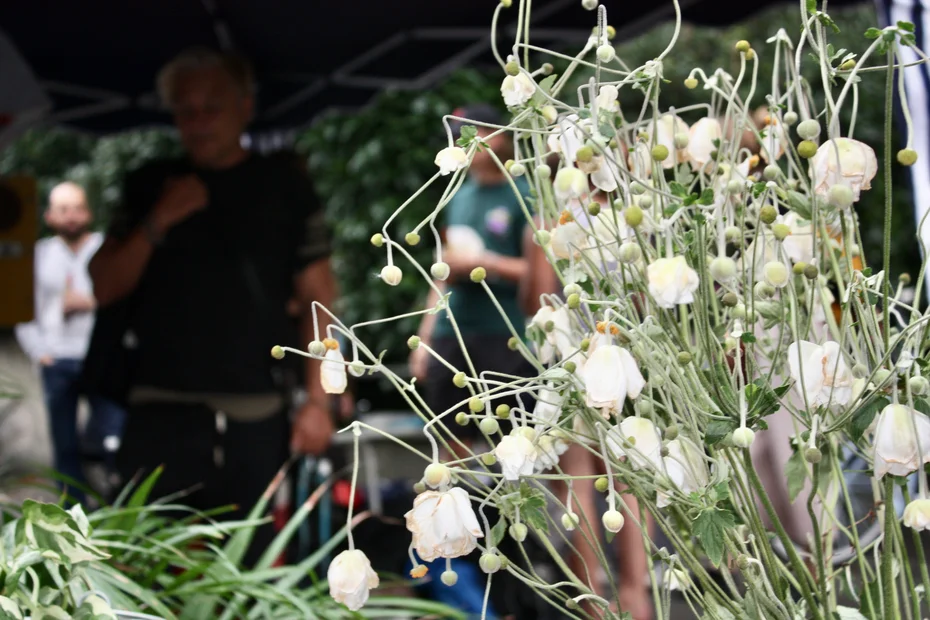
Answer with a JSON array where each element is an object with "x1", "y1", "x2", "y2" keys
[
  {"x1": 445, "y1": 251, "x2": 484, "y2": 280},
  {"x1": 615, "y1": 587, "x2": 653, "y2": 620},
  {"x1": 150, "y1": 175, "x2": 208, "y2": 234},
  {"x1": 38, "y1": 355, "x2": 54, "y2": 367},
  {"x1": 291, "y1": 401, "x2": 334, "y2": 455},
  {"x1": 62, "y1": 278, "x2": 95, "y2": 316}
]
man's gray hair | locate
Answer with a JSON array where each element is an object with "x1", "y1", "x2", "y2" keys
[{"x1": 156, "y1": 47, "x2": 254, "y2": 107}]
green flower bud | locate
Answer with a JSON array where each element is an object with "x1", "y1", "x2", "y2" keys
[
  {"x1": 479, "y1": 417, "x2": 500, "y2": 435},
  {"x1": 469, "y1": 397, "x2": 484, "y2": 413},
  {"x1": 839, "y1": 58, "x2": 856, "y2": 71},
  {"x1": 735, "y1": 40, "x2": 751, "y2": 53},
  {"x1": 566, "y1": 293, "x2": 581, "y2": 310},
  {"x1": 678, "y1": 351, "x2": 692, "y2": 365},
  {"x1": 803, "y1": 264, "x2": 819, "y2": 280},
  {"x1": 638, "y1": 193, "x2": 654, "y2": 209},
  {"x1": 564, "y1": 361, "x2": 577, "y2": 374},
  {"x1": 630, "y1": 182, "x2": 646, "y2": 195},
  {"x1": 763, "y1": 261, "x2": 789, "y2": 288},
  {"x1": 500, "y1": 0, "x2": 512, "y2": 6},
  {"x1": 898, "y1": 148, "x2": 919, "y2": 166},
  {"x1": 587, "y1": 201, "x2": 601, "y2": 216},
  {"x1": 792, "y1": 261, "x2": 808, "y2": 276},
  {"x1": 852, "y1": 363, "x2": 869, "y2": 379},
  {"x1": 413, "y1": 481, "x2": 427, "y2": 494},
  {"x1": 441, "y1": 570, "x2": 459, "y2": 586},
  {"x1": 536, "y1": 163, "x2": 552, "y2": 179},
  {"x1": 596, "y1": 44, "x2": 616, "y2": 63},
  {"x1": 755, "y1": 281, "x2": 776, "y2": 299},
  {"x1": 732, "y1": 303, "x2": 747, "y2": 319},
  {"x1": 684, "y1": 77, "x2": 699, "y2": 89},
  {"x1": 804, "y1": 447, "x2": 823, "y2": 464},
  {"x1": 772, "y1": 223, "x2": 791, "y2": 241},
  {"x1": 797, "y1": 140, "x2": 818, "y2": 159},
  {"x1": 637, "y1": 399, "x2": 654, "y2": 416},
  {"x1": 509, "y1": 163, "x2": 526, "y2": 177},
  {"x1": 271, "y1": 345, "x2": 285, "y2": 360},
  {"x1": 580, "y1": 338, "x2": 591, "y2": 352},
  {"x1": 505, "y1": 61, "x2": 520, "y2": 76},
  {"x1": 431, "y1": 262, "x2": 451, "y2": 281},
  {"x1": 496, "y1": 404, "x2": 511, "y2": 419},
  {"x1": 674, "y1": 132, "x2": 689, "y2": 149},
  {"x1": 534, "y1": 229, "x2": 551, "y2": 245},
  {"x1": 470, "y1": 267, "x2": 487, "y2": 282},
  {"x1": 507, "y1": 337, "x2": 519, "y2": 351},
  {"x1": 731, "y1": 427, "x2": 755, "y2": 448},
  {"x1": 797, "y1": 120, "x2": 821, "y2": 140},
  {"x1": 455, "y1": 412, "x2": 469, "y2": 426},
  {"x1": 665, "y1": 424, "x2": 679, "y2": 440},
  {"x1": 727, "y1": 179, "x2": 743, "y2": 195},
  {"x1": 509, "y1": 523, "x2": 528, "y2": 542},
  {"x1": 479, "y1": 553, "x2": 501, "y2": 574},
  {"x1": 759, "y1": 204, "x2": 778, "y2": 225},
  {"x1": 424, "y1": 463, "x2": 451, "y2": 488},
  {"x1": 910, "y1": 376, "x2": 930, "y2": 396},
  {"x1": 405, "y1": 232, "x2": 421, "y2": 246},
  {"x1": 721, "y1": 292, "x2": 739, "y2": 307},
  {"x1": 575, "y1": 146, "x2": 594, "y2": 163},
  {"x1": 407, "y1": 335, "x2": 421, "y2": 350},
  {"x1": 541, "y1": 63, "x2": 554, "y2": 75},
  {"x1": 370, "y1": 233, "x2": 384, "y2": 247},
  {"x1": 651, "y1": 144, "x2": 669, "y2": 162},
  {"x1": 561, "y1": 512, "x2": 580, "y2": 531},
  {"x1": 602, "y1": 510, "x2": 625, "y2": 533},
  {"x1": 453, "y1": 372, "x2": 467, "y2": 388},
  {"x1": 828, "y1": 184, "x2": 854, "y2": 209},
  {"x1": 619, "y1": 242, "x2": 642, "y2": 264},
  {"x1": 874, "y1": 368, "x2": 893, "y2": 386},
  {"x1": 763, "y1": 165, "x2": 780, "y2": 181},
  {"x1": 710, "y1": 256, "x2": 737, "y2": 283},
  {"x1": 481, "y1": 452, "x2": 497, "y2": 466},
  {"x1": 725, "y1": 225, "x2": 742, "y2": 243},
  {"x1": 783, "y1": 111, "x2": 798, "y2": 125},
  {"x1": 595, "y1": 477, "x2": 610, "y2": 493},
  {"x1": 624, "y1": 204, "x2": 644, "y2": 228},
  {"x1": 308, "y1": 340, "x2": 326, "y2": 356},
  {"x1": 900, "y1": 273, "x2": 912, "y2": 285}
]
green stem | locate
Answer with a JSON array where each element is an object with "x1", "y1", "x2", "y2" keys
[
  {"x1": 880, "y1": 476, "x2": 897, "y2": 620},
  {"x1": 806, "y1": 459, "x2": 829, "y2": 619},
  {"x1": 902, "y1": 486, "x2": 930, "y2": 603},
  {"x1": 882, "y1": 49, "x2": 894, "y2": 355}
]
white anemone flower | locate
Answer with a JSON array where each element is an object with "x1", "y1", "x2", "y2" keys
[
  {"x1": 871, "y1": 404, "x2": 930, "y2": 479},
  {"x1": 687, "y1": 117, "x2": 723, "y2": 170},
  {"x1": 531, "y1": 305, "x2": 574, "y2": 364},
  {"x1": 607, "y1": 416, "x2": 664, "y2": 471},
  {"x1": 434, "y1": 146, "x2": 468, "y2": 176},
  {"x1": 495, "y1": 431, "x2": 538, "y2": 481},
  {"x1": 650, "y1": 114, "x2": 690, "y2": 169},
  {"x1": 787, "y1": 340, "x2": 854, "y2": 407},
  {"x1": 501, "y1": 73, "x2": 536, "y2": 107},
  {"x1": 647, "y1": 256, "x2": 700, "y2": 308},
  {"x1": 534, "y1": 433, "x2": 569, "y2": 473},
  {"x1": 811, "y1": 138, "x2": 878, "y2": 204},
  {"x1": 405, "y1": 487, "x2": 483, "y2": 561},
  {"x1": 659, "y1": 437, "x2": 710, "y2": 507},
  {"x1": 580, "y1": 345, "x2": 645, "y2": 418},
  {"x1": 328, "y1": 549, "x2": 379, "y2": 611},
  {"x1": 596, "y1": 85, "x2": 620, "y2": 114},
  {"x1": 902, "y1": 498, "x2": 930, "y2": 531},
  {"x1": 321, "y1": 348, "x2": 347, "y2": 394}
]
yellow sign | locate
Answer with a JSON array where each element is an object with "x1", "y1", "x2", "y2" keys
[{"x1": 0, "y1": 176, "x2": 38, "y2": 327}]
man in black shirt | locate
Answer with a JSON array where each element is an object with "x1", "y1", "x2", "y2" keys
[{"x1": 89, "y1": 48, "x2": 336, "y2": 555}]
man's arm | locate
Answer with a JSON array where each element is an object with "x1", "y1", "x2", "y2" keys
[{"x1": 519, "y1": 224, "x2": 559, "y2": 315}]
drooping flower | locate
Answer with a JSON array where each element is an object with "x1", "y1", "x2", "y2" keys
[
  {"x1": 532, "y1": 383, "x2": 563, "y2": 430},
  {"x1": 811, "y1": 138, "x2": 878, "y2": 204},
  {"x1": 902, "y1": 498, "x2": 930, "y2": 531},
  {"x1": 554, "y1": 167, "x2": 588, "y2": 201},
  {"x1": 495, "y1": 431, "x2": 538, "y2": 481},
  {"x1": 551, "y1": 221, "x2": 588, "y2": 259},
  {"x1": 659, "y1": 437, "x2": 710, "y2": 507},
  {"x1": 321, "y1": 348, "x2": 347, "y2": 394},
  {"x1": 787, "y1": 340, "x2": 854, "y2": 407},
  {"x1": 607, "y1": 416, "x2": 664, "y2": 471},
  {"x1": 531, "y1": 305, "x2": 574, "y2": 363},
  {"x1": 328, "y1": 549, "x2": 379, "y2": 611},
  {"x1": 650, "y1": 114, "x2": 690, "y2": 169},
  {"x1": 434, "y1": 146, "x2": 468, "y2": 176},
  {"x1": 547, "y1": 115, "x2": 585, "y2": 163},
  {"x1": 580, "y1": 345, "x2": 645, "y2": 417},
  {"x1": 596, "y1": 85, "x2": 620, "y2": 114},
  {"x1": 779, "y1": 212, "x2": 815, "y2": 265},
  {"x1": 871, "y1": 403, "x2": 930, "y2": 479},
  {"x1": 501, "y1": 73, "x2": 536, "y2": 107},
  {"x1": 405, "y1": 487, "x2": 483, "y2": 561},
  {"x1": 647, "y1": 256, "x2": 700, "y2": 308},
  {"x1": 687, "y1": 117, "x2": 723, "y2": 170},
  {"x1": 590, "y1": 156, "x2": 619, "y2": 192},
  {"x1": 759, "y1": 122, "x2": 786, "y2": 163},
  {"x1": 534, "y1": 433, "x2": 569, "y2": 472}
]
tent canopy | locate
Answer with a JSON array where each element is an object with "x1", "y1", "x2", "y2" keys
[{"x1": 1, "y1": 0, "x2": 863, "y2": 134}]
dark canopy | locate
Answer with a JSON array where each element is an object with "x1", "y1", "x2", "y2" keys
[{"x1": 1, "y1": 0, "x2": 864, "y2": 134}]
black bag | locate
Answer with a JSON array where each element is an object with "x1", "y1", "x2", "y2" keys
[{"x1": 80, "y1": 294, "x2": 139, "y2": 408}]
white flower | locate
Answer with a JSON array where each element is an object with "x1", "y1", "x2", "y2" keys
[
  {"x1": 872, "y1": 404, "x2": 930, "y2": 479},
  {"x1": 628, "y1": 142, "x2": 653, "y2": 178},
  {"x1": 533, "y1": 383, "x2": 563, "y2": 430},
  {"x1": 328, "y1": 549, "x2": 379, "y2": 611},
  {"x1": 501, "y1": 73, "x2": 536, "y2": 107},
  {"x1": 534, "y1": 433, "x2": 569, "y2": 472},
  {"x1": 495, "y1": 431, "x2": 538, "y2": 481},
  {"x1": 650, "y1": 114, "x2": 690, "y2": 169},
  {"x1": 405, "y1": 487, "x2": 483, "y2": 561},
  {"x1": 554, "y1": 167, "x2": 588, "y2": 201},
  {"x1": 647, "y1": 255, "x2": 700, "y2": 308},
  {"x1": 596, "y1": 85, "x2": 620, "y2": 114},
  {"x1": 787, "y1": 340, "x2": 854, "y2": 407},
  {"x1": 902, "y1": 498, "x2": 930, "y2": 531},
  {"x1": 687, "y1": 117, "x2": 723, "y2": 170},
  {"x1": 321, "y1": 348, "x2": 347, "y2": 394},
  {"x1": 660, "y1": 437, "x2": 709, "y2": 507},
  {"x1": 667, "y1": 568, "x2": 691, "y2": 591},
  {"x1": 551, "y1": 221, "x2": 588, "y2": 259},
  {"x1": 780, "y1": 212, "x2": 815, "y2": 265},
  {"x1": 434, "y1": 146, "x2": 468, "y2": 176},
  {"x1": 607, "y1": 416, "x2": 664, "y2": 471},
  {"x1": 531, "y1": 305, "x2": 574, "y2": 363},
  {"x1": 811, "y1": 138, "x2": 878, "y2": 204},
  {"x1": 580, "y1": 345, "x2": 645, "y2": 417},
  {"x1": 590, "y1": 157, "x2": 619, "y2": 192},
  {"x1": 547, "y1": 115, "x2": 585, "y2": 163}
]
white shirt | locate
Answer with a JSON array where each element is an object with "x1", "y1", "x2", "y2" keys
[{"x1": 15, "y1": 233, "x2": 103, "y2": 362}]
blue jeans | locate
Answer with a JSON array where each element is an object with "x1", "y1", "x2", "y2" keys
[{"x1": 41, "y1": 358, "x2": 126, "y2": 497}]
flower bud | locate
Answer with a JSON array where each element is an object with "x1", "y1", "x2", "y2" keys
[
  {"x1": 797, "y1": 119, "x2": 821, "y2": 140},
  {"x1": 736, "y1": 555, "x2": 751, "y2": 570},
  {"x1": 624, "y1": 204, "x2": 644, "y2": 228},
  {"x1": 441, "y1": 570, "x2": 459, "y2": 586},
  {"x1": 732, "y1": 303, "x2": 747, "y2": 320},
  {"x1": 792, "y1": 261, "x2": 808, "y2": 276},
  {"x1": 455, "y1": 412, "x2": 469, "y2": 426},
  {"x1": 453, "y1": 372, "x2": 467, "y2": 388},
  {"x1": 735, "y1": 40, "x2": 751, "y2": 53},
  {"x1": 510, "y1": 163, "x2": 526, "y2": 177},
  {"x1": 602, "y1": 510, "x2": 625, "y2": 533},
  {"x1": 564, "y1": 360, "x2": 577, "y2": 374},
  {"x1": 381, "y1": 265, "x2": 403, "y2": 286},
  {"x1": 909, "y1": 375, "x2": 930, "y2": 396},
  {"x1": 370, "y1": 233, "x2": 384, "y2": 247},
  {"x1": 518, "y1": 426, "x2": 536, "y2": 441},
  {"x1": 561, "y1": 512, "x2": 580, "y2": 531},
  {"x1": 541, "y1": 105, "x2": 558, "y2": 125},
  {"x1": 874, "y1": 368, "x2": 892, "y2": 386},
  {"x1": 684, "y1": 77, "x2": 699, "y2": 89},
  {"x1": 587, "y1": 201, "x2": 601, "y2": 217},
  {"x1": 763, "y1": 165, "x2": 780, "y2": 181},
  {"x1": 479, "y1": 553, "x2": 501, "y2": 574},
  {"x1": 797, "y1": 140, "x2": 818, "y2": 158},
  {"x1": 541, "y1": 62, "x2": 554, "y2": 75},
  {"x1": 308, "y1": 340, "x2": 326, "y2": 356},
  {"x1": 505, "y1": 61, "x2": 520, "y2": 76},
  {"x1": 839, "y1": 58, "x2": 855, "y2": 70},
  {"x1": 803, "y1": 264, "x2": 819, "y2": 280},
  {"x1": 754, "y1": 281, "x2": 776, "y2": 299},
  {"x1": 898, "y1": 148, "x2": 919, "y2": 166},
  {"x1": 721, "y1": 292, "x2": 739, "y2": 307},
  {"x1": 673, "y1": 132, "x2": 689, "y2": 149},
  {"x1": 772, "y1": 223, "x2": 791, "y2": 241},
  {"x1": 575, "y1": 146, "x2": 594, "y2": 163},
  {"x1": 665, "y1": 424, "x2": 679, "y2": 440},
  {"x1": 678, "y1": 351, "x2": 693, "y2": 365},
  {"x1": 638, "y1": 193, "x2": 654, "y2": 209},
  {"x1": 431, "y1": 262, "x2": 451, "y2": 281},
  {"x1": 507, "y1": 337, "x2": 519, "y2": 351},
  {"x1": 271, "y1": 345, "x2": 285, "y2": 360},
  {"x1": 405, "y1": 232, "x2": 421, "y2": 246},
  {"x1": 496, "y1": 404, "x2": 511, "y2": 419},
  {"x1": 580, "y1": 338, "x2": 591, "y2": 352},
  {"x1": 470, "y1": 267, "x2": 487, "y2": 282},
  {"x1": 763, "y1": 261, "x2": 789, "y2": 288},
  {"x1": 481, "y1": 452, "x2": 497, "y2": 466},
  {"x1": 596, "y1": 44, "x2": 616, "y2": 63},
  {"x1": 725, "y1": 225, "x2": 742, "y2": 243},
  {"x1": 900, "y1": 272, "x2": 912, "y2": 285},
  {"x1": 509, "y1": 523, "x2": 528, "y2": 542},
  {"x1": 709, "y1": 256, "x2": 737, "y2": 283},
  {"x1": 413, "y1": 481, "x2": 427, "y2": 494},
  {"x1": 407, "y1": 336, "x2": 421, "y2": 351},
  {"x1": 804, "y1": 447, "x2": 823, "y2": 464},
  {"x1": 637, "y1": 400, "x2": 654, "y2": 416},
  {"x1": 731, "y1": 427, "x2": 755, "y2": 448},
  {"x1": 630, "y1": 181, "x2": 646, "y2": 195},
  {"x1": 784, "y1": 111, "x2": 798, "y2": 125},
  {"x1": 564, "y1": 283, "x2": 582, "y2": 297},
  {"x1": 619, "y1": 242, "x2": 642, "y2": 264},
  {"x1": 536, "y1": 163, "x2": 552, "y2": 179},
  {"x1": 759, "y1": 204, "x2": 778, "y2": 224},
  {"x1": 581, "y1": 0, "x2": 597, "y2": 9},
  {"x1": 852, "y1": 363, "x2": 869, "y2": 379},
  {"x1": 469, "y1": 397, "x2": 485, "y2": 413},
  {"x1": 828, "y1": 184, "x2": 854, "y2": 209},
  {"x1": 726, "y1": 179, "x2": 742, "y2": 195},
  {"x1": 595, "y1": 477, "x2": 610, "y2": 492},
  {"x1": 348, "y1": 361, "x2": 365, "y2": 377},
  {"x1": 479, "y1": 417, "x2": 500, "y2": 435},
  {"x1": 424, "y1": 463, "x2": 451, "y2": 488},
  {"x1": 651, "y1": 144, "x2": 669, "y2": 162}
]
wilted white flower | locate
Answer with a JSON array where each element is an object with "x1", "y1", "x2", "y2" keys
[
  {"x1": 531, "y1": 305, "x2": 574, "y2": 363},
  {"x1": 811, "y1": 138, "x2": 878, "y2": 204},
  {"x1": 580, "y1": 345, "x2": 645, "y2": 417},
  {"x1": 872, "y1": 404, "x2": 930, "y2": 479},
  {"x1": 596, "y1": 85, "x2": 620, "y2": 114},
  {"x1": 780, "y1": 212, "x2": 815, "y2": 265},
  {"x1": 495, "y1": 431, "x2": 538, "y2": 480},
  {"x1": 687, "y1": 117, "x2": 723, "y2": 170},
  {"x1": 501, "y1": 72, "x2": 536, "y2": 107},
  {"x1": 647, "y1": 256, "x2": 700, "y2": 308},
  {"x1": 660, "y1": 437, "x2": 709, "y2": 507},
  {"x1": 650, "y1": 114, "x2": 690, "y2": 169},
  {"x1": 607, "y1": 416, "x2": 664, "y2": 470},
  {"x1": 434, "y1": 146, "x2": 468, "y2": 176},
  {"x1": 405, "y1": 487, "x2": 483, "y2": 561},
  {"x1": 787, "y1": 340, "x2": 854, "y2": 407},
  {"x1": 534, "y1": 433, "x2": 570, "y2": 472},
  {"x1": 321, "y1": 348, "x2": 347, "y2": 394},
  {"x1": 328, "y1": 549, "x2": 379, "y2": 611},
  {"x1": 902, "y1": 498, "x2": 930, "y2": 531}
]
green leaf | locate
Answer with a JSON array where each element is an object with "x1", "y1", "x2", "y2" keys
[
  {"x1": 818, "y1": 13, "x2": 840, "y2": 33},
  {"x1": 705, "y1": 420, "x2": 736, "y2": 445},
  {"x1": 785, "y1": 449, "x2": 807, "y2": 503},
  {"x1": 806, "y1": 0, "x2": 817, "y2": 14},
  {"x1": 713, "y1": 482, "x2": 731, "y2": 503},
  {"x1": 693, "y1": 508, "x2": 735, "y2": 566},
  {"x1": 858, "y1": 578, "x2": 881, "y2": 618},
  {"x1": 518, "y1": 482, "x2": 549, "y2": 535},
  {"x1": 490, "y1": 517, "x2": 506, "y2": 548},
  {"x1": 455, "y1": 125, "x2": 478, "y2": 148},
  {"x1": 698, "y1": 188, "x2": 715, "y2": 206},
  {"x1": 848, "y1": 396, "x2": 889, "y2": 441},
  {"x1": 897, "y1": 20, "x2": 915, "y2": 33},
  {"x1": 740, "y1": 332, "x2": 756, "y2": 344},
  {"x1": 531, "y1": 74, "x2": 559, "y2": 105},
  {"x1": 598, "y1": 123, "x2": 617, "y2": 138},
  {"x1": 914, "y1": 399, "x2": 930, "y2": 416},
  {"x1": 668, "y1": 181, "x2": 689, "y2": 197},
  {"x1": 752, "y1": 182, "x2": 767, "y2": 198}
]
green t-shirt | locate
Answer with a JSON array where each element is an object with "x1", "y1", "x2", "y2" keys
[{"x1": 434, "y1": 177, "x2": 530, "y2": 339}]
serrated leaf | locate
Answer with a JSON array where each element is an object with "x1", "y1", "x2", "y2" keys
[
  {"x1": 490, "y1": 516, "x2": 506, "y2": 548},
  {"x1": 705, "y1": 420, "x2": 736, "y2": 445},
  {"x1": 915, "y1": 399, "x2": 930, "y2": 416},
  {"x1": 740, "y1": 332, "x2": 756, "y2": 344},
  {"x1": 694, "y1": 508, "x2": 735, "y2": 566},
  {"x1": 849, "y1": 396, "x2": 889, "y2": 441},
  {"x1": 698, "y1": 188, "x2": 715, "y2": 206},
  {"x1": 598, "y1": 123, "x2": 616, "y2": 138},
  {"x1": 807, "y1": 0, "x2": 817, "y2": 14},
  {"x1": 455, "y1": 125, "x2": 478, "y2": 148},
  {"x1": 519, "y1": 482, "x2": 549, "y2": 535},
  {"x1": 752, "y1": 182, "x2": 767, "y2": 198},
  {"x1": 858, "y1": 578, "x2": 881, "y2": 618},
  {"x1": 897, "y1": 20, "x2": 915, "y2": 32},
  {"x1": 786, "y1": 449, "x2": 807, "y2": 503},
  {"x1": 864, "y1": 28, "x2": 882, "y2": 39},
  {"x1": 713, "y1": 482, "x2": 730, "y2": 503},
  {"x1": 668, "y1": 181, "x2": 689, "y2": 197}
]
